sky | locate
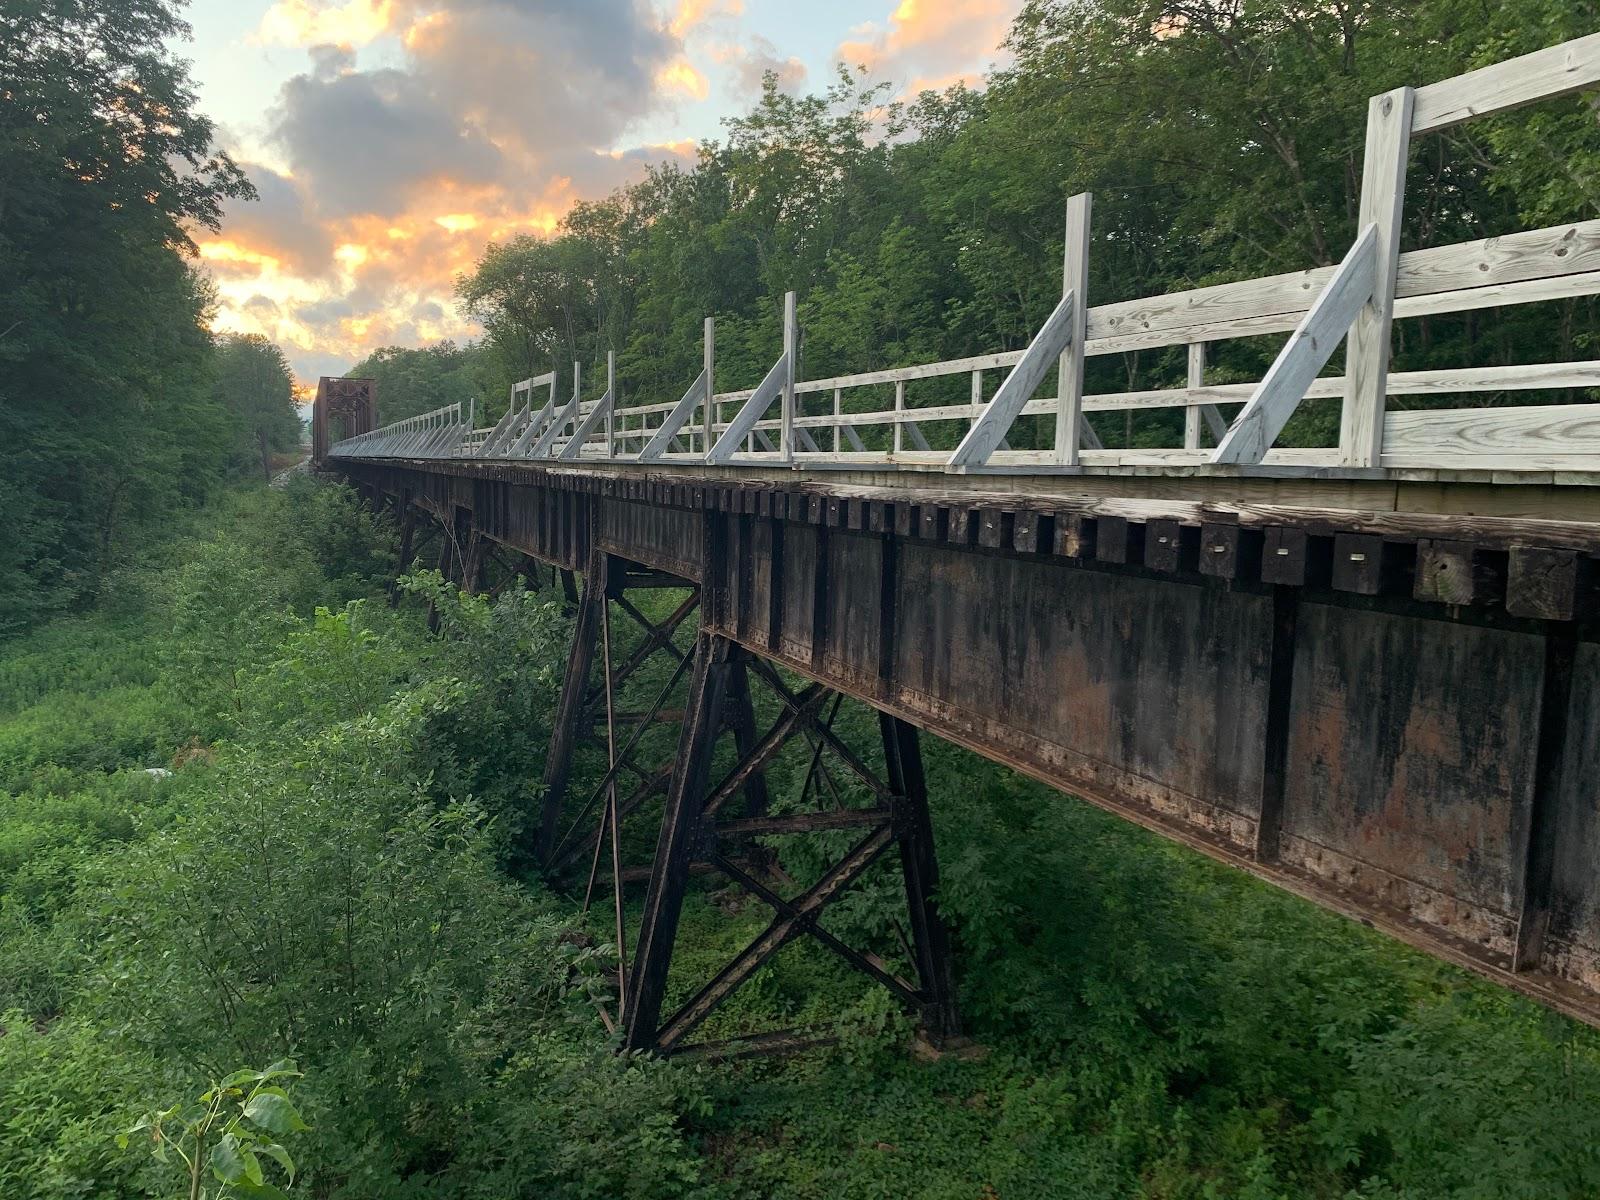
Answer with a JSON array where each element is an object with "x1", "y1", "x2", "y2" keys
[{"x1": 177, "y1": 0, "x2": 1025, "y2": 394}]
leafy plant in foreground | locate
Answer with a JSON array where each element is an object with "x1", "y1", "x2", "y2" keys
[{"x1": 120, "y1": 1061, "x2": 309, "y2": 1200}]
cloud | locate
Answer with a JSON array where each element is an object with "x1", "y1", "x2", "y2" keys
[
  {"x1": 270, "y1": 48, "x2": 503, "y2": 218},
  {"x1": 658, "y1": 57, "x2": 711, "y2": 100},
  {"x1": 207, "y1": 0, "x2": 1020, "y2": 386},
  {"x1": 243, "y1": 294, "x2": 284, "y2": 319},
  {"x1": 217, "y1": 164, "x2": 334, "y2": 275},
  {"x1": 400, "y1": 3, "x2": 676, "y2": 157},
  {"x1": 294, "y1": 296, "x2": 359, "y2": 329},
  {"x1": 667, "y1": 0, "x2": 743, "y2": 39},
  {"x1": 837, "y1": 0, "x2": 1020, "y2": 96},
  {"x1": 714, "y1": 34, "x2": 806, "y2": 98},
  {"x1": 256, "y1": 0, "x2": 396, "y2": 47},
  {"x1": 207, "y1": 0, "x2": 697, "y2": 382},
  {"x1": 259, "y1": 2, "x2": 684, "y2": 219}
]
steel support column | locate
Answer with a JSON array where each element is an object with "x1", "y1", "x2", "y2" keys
[
  {"x1": 881, "y1": 711, "x2": 962, "y2": 1043},
  {"x1": 538, "y1": 549, "x2": 608, "y2": 862},
  {"x1": 621, "y1": 635, "x2": 963, "y2": 1056}
]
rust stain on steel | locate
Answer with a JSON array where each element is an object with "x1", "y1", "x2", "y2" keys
[{"x1": 1284, "y1": 602, "x2": 1539, "y2": 937}]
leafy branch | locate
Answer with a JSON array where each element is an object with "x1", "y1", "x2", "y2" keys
[{"x1": 119, "y1": 1061, "x2": 310, "y2": 1200}]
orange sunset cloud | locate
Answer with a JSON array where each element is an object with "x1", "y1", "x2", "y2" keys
[
  {"x1": 257, "y1": 0, "x2": 397, "y2": 47},
  {"x1": 837, "y1": 0, "x2": 1017, "y2": 94},
  {"x1": 197, "y1": 1, "x2": 1021, "y2": 386}
]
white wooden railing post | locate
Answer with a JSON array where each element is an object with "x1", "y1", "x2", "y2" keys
[
  {"x1": 560, "y1": 356, "x2": 615, "y2": 461},
  {"x1": 606, "y1": 351, "x2": 616, "y2": 457},
  {"x1": 1054, "y1": 192, "x2": 1092, "y2": 465},
  {"x1": 781, "y1": 290, "x2": 797, "y2": 462},
  {"x1": 529, "y1": 361, "x2": 581, "y2": 459},
  {"x1": 1339, "y1": 86, "x2": 1414, "y2": 468},
  {"x1": 702, "y1": 316, "x2": 715, "y2": 454},
  {"x1": 1183, "y1": 343, "x2": 1205, "y2": 449}
]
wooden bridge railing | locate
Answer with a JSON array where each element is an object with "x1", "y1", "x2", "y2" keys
[{"x1": 331, "y1": 33, "x2": 1600, "y2": 479}]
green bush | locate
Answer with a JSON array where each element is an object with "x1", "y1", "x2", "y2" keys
[{"x1": 0, "y1": 1015, "x2": 164, "y2": 1200}]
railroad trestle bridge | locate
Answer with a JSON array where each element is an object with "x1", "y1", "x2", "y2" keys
[{"x1": 320, "y1": 35, "x2": 1600, "y2": 1052}]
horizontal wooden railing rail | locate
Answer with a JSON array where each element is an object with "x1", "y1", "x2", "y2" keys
[{"x1": 330, "y1": 34, "x2": 1600, "y2": 481}]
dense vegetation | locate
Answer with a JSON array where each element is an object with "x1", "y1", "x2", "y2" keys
[
  {"x1": 348, "y1": 341, "x2": 501, "y2": 426},
  {"x1": 0, "y1": 0, "x2": 300, "y2": 634},
  {"x1": 2, "y1": 476, "x2": 1599, "y2": 1199}
]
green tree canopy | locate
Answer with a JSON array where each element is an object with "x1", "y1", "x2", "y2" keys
[
  {"x1": 214, "y1": 334, "x2": 302, "y2": 480},
  {"x1": 0, "y1": 0, "x2": 256, "y2": 633},
  {"x1": 348, "y1": 341, "x2": 503, "y2": 425}
]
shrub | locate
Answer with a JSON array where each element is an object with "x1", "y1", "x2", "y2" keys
[{"x1": 0, "y1": 1015, "x2": 164, "y2": 1200}]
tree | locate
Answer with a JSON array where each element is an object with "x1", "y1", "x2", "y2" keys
[
  {"x1": 348, "y1": 341, "x2": 501, "y2": 425},
  {"x1": 454, "y1": 237, "x2": 579, "y2": 383},
  {"x1": 214, "y1": 335, "x2": 301, "y2": 481},
  {"x1": 0, "y1": 0, "x2": 255, "y2": 632}
]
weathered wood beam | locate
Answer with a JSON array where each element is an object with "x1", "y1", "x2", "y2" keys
[
  {"x1": 639, "y1": 368, "x2": 709, "y2": 461},
  {"x1": 558, "y1": 385, "x2": 614, "y2": 461},
  {"x1": 1411, "y1": 31, "x2": 1600, "y2": 134},
  {"x1": 528, "y1": 362, "x2": 584, "y2": 459},
  {"x1": 1212, "y1": 225, "x2": 1377, "y2": 465},
  {"x1": 707, "y1": 352, "x2": 788, "y2": 464},
  {"x1": 1340, "y1": 87, "x2": 1414, "y2": 468},
  {"x1": 949, "y1": 290, "x2": 1076, "y2": 469},
  {"x1": 1054, "y1": 192, "x2": 1091, "y2": 465}
]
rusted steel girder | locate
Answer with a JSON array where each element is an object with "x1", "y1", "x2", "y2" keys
[{"x1": 529, "y1": 539, "x2": 960, "y2": 1053}]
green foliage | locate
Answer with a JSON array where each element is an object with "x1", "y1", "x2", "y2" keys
[
  {"x1": 4, "y1": 471, "x2": 1600, "y2": 1198},
  {"x1": 348, "y1": 341, "x2": 506, "y2": 425},
  {"x1": 120, "y1": 1061, "x2": 309, "y2": 1200},
  {"x1": 214, "y1": 336, "x2": 303, "y2": 482},
  {"x1": 393, "y1": 571, "x2": 569, "y2": 866},
  {"x1": 0, "y1": 1014, "x2": 164, "y2": 1200},
  {"x1": 0, "y1": 0, "x2": 257, "y2": 632},
  {"x1": 0, "y1": 477, "x2": 709, "y2": 1198}
]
